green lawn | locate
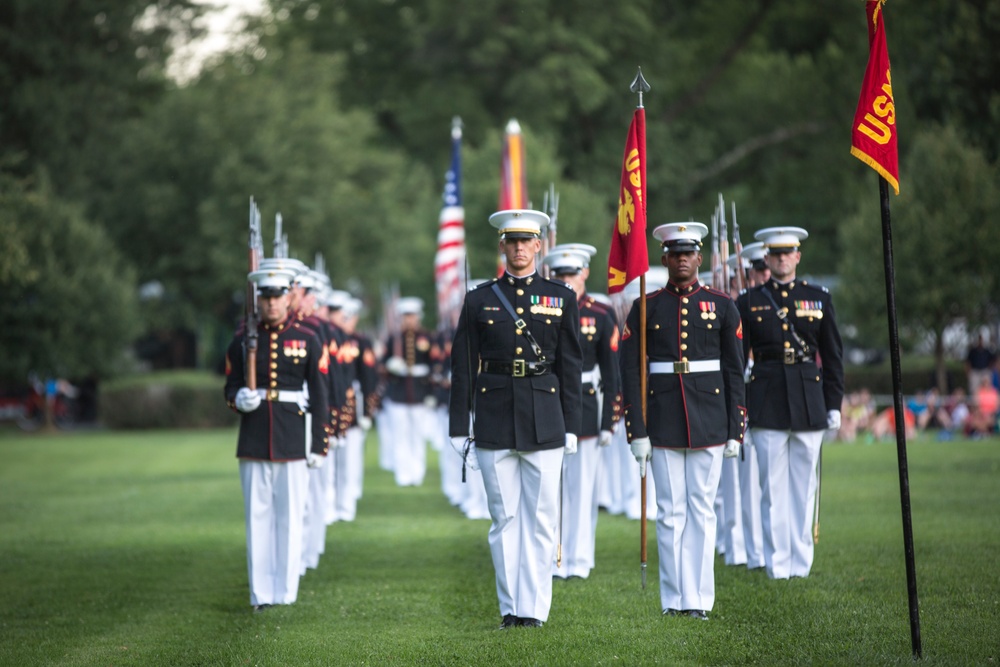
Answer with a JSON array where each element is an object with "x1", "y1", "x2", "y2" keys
[{"x1": 0, "y1": 428, "x2": 997, "y2": 666}]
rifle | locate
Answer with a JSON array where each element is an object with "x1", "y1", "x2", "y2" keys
[
  {"x1": 540, "y1": 183, "x2": 560, "y2": 278},
  {"x1": 731, "y1": 201, "x2": 746, "y2": 294},
  {"x1": 273, "y1": 212, "x2": 286, "y2": 259},
  {"x1": 711, "y1": 209, "x2": 722, "y2": 291},
  {"x1": 717, "y1": 193, "x2": 730, "y2": 294},
  {"x1": 245, "y1": 197, "x2": 263, "y2": 389}
]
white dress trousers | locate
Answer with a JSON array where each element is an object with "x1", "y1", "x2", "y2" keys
[
  {"x1": 596, "y1": 424, "x2": 625, "y2": 514},
  {"x1": 301, "y1": 462, "x2": 328, "y2": 573},
  {"x1": 477, "y1": 446, "x2": 564, "y2": 622},
  {"x1": 651, "y1": 446, "x2": 723, "y2": 613},
  {"x1": 376, "y1": 406, "x2": 394, "y2": 472},
  {"x1": 383, "y1": 398, "x2": 429, "y2": 487},
  {"x1": 335, "y1": 425, "x2": 365, "y2": 521},
  {"x1": 554, "y1": 435, "x2": 601, "y2": 578},
  {"x1": 718, "y1": 455, "x2": 747, "y2": 565},
  {"x1": 752, "y1": 427, "x2": 824, "y2": 579},
  {"x1": 323, "y1": 444, "x2": 338, "y2": 525},
  {"x1": 239, "y1": 459, "x2": 308, "y2": 607},
  {"x1": 738, "y1": 429, "x2": 765, "y2": 569},
  {"x1": 437, "y1": 406, "x2": 466, "y2": 507}
]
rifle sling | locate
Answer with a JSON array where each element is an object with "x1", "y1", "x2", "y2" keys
[
  {"x1": 491, "y1": 283, "x2": 546, "y2": 362},
  {"x1": 758, "y1": 284, "x2": 812, "y2": 358}
]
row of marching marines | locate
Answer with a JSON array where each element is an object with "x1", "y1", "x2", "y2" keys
[{"x1": 224, "y1": 205, "x2": 843, "y2": 628}]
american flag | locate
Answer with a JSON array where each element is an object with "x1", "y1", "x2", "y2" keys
[{"x1": 434, "y1": 117, "x2": 466, "y2": 332}]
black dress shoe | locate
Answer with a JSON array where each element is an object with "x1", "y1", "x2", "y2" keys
[
  {"x1": 662, "y1": 608, "x2": 680, "y2": 616},
  {"x1": 518, "y1": 617, "x2": 544, "y2": 628},
  {"x1": 684, "y1": 609, "x2": 709, "y2": 621},
  {"x1": 253, "y1": 604, "x2": 272, "y2": 613},
  {"x1": 499, "y1": 614, "x2": 518, "y2": 630}
]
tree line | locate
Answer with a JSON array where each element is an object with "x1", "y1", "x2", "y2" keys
[{"x1": 1, "y1": 0, "x2": 998, "y2": 388}]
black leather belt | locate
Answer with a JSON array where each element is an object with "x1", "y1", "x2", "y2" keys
[
  {"x1": 755, "y1": 349, "x2": 812, "y2": 365},
  {"x1": 481, "y1": 360, "x2": 551, "y2": 377}
]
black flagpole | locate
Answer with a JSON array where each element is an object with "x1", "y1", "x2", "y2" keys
[{"x1": 878, "y1": 174, "x2": 922, "y2": 659}]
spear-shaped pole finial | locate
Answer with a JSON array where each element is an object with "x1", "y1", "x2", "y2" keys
[{"x1": 630, "y1": 66, "x2": 651, "y2": 109}]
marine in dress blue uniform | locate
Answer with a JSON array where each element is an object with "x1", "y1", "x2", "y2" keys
[
  {"x1": 381, "y1": 297, "x2": 438, "y2": 487},
  {"x1": 449, "y1": 209, "x2": 583, "y2": 629},
  {"x1": 543, "y1": 244, "x2": 621, "y2": 580},
  {"x1": 734, "y1": 242, "x2": 770, "y2": 570},
  {"x1": 735, "y1": 227, "x2": 843, "y2": 580},
  {"x1": 621, "y1": 223, "x2": 745, "y2": 620},
  {"x1": 224, "y1": 265, "x2": 330, "y2": 611}
]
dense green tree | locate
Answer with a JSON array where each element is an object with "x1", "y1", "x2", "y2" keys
[
  {"x1": 263, "y1": 0, "x2": 880, "y2": 272},
  {"x1": 0, "y1": 0, "x2": 203, "y2": 199},
  {"x1": 837, "y1": 125, "x2": 1000, "y2": 390},
  {"x1": 0, "y1": 173, "x2": 140, "y2": 384}
]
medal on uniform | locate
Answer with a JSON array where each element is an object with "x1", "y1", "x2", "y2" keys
[
  {"x1": 794, "y1": 300, "x2": 823, "y2": 319},
  {"x1": 530, "y1": 295, "x2": 564, "y2": 316}
]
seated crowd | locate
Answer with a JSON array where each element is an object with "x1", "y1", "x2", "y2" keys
[{"x1": 836, "y1": 376, "x2": 999, "y2": 442}]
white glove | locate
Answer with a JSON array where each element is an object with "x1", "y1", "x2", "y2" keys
[
  {"x1": 564, "y1": 433, "x2": 578, "y2": 455},
  {"x1": 630, "y1": 437, "x2": 652, "y2": 478},
  {"x1": 598, "y1": 430, "x2": 613, "y2": 447},
  {"x1": 423, "y1": 395, "x2": 438, "y2": 408},
  {"x1": 827, "y1": 409, "x2": 842, "y2": 431},
  {"x1": 306, "y1": 452, "x2": 324, "y2": 469},
  {"x1": 385, "y1": 356, "x2": 408, "y2": 376},
  {"x1": 235, "y1": 387, "x2": 261, "y2": 413},
  {"x1": 451, "y1": 436, "x2": 480, "y2": 471},
  {"x1": 723, "y1": 439, "x2": 740, "y2": 458},
  {"x1": 450, "y1": 436, "x2": 468, "y2": 457},
  {"x1": 358, "y1": 415, "x2": 373, "y2": 431}
]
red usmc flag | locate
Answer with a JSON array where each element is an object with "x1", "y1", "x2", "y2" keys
[
  {"x1": 850, "y1": 0, "x2": 899, "y2": 194},
  {"x1": 607, "y1": 108, "x2": 648, "y2": 294}
]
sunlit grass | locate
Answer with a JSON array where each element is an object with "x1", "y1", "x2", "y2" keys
[{"x1": 0, "y1": 429, "x2": 997, "y2": 665}]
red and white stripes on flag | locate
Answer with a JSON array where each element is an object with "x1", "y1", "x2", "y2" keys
[{"x1": 434, "y1": 118, "x2": 466, "y2": 331}]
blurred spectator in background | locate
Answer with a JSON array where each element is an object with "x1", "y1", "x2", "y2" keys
[
  {"x1": 966, "y1": 376, "x2": 999, "y2": 439},
  {"x1": 839, "y1": 390, "x2": 875, "y2": 442},
  {"x1": 870, "y1": 402, "x2": 916, "y2": 441},
  {"x1": 965, "y1": 333, "x2": 996, "y2": 397}
]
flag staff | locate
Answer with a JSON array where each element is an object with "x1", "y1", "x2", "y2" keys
[
  {"x1": 630, "y1": 66, "x2": 650, "y2": 590},
  {"x1": 849, "y1": 1, "x2": 920, "y2": 657},
  {"x1": 878, "y1": 174, "x2": 921, "y2": 658}
]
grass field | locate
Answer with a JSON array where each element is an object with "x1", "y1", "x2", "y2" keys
[{"x1": 0, "y1": 428, "x2": 997, "y2": 666}]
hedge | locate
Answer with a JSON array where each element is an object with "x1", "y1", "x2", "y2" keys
[{"x1": 99, "y1": 370, "x2": 237, "y2": 429}]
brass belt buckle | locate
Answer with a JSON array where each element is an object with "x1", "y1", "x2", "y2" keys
[
  {"x1": 268, "y1": 389, "x2": 279, "y2": 401},
  {"x1": 512, "y1": 359, "x2": 526, "y2": 377},
  {"x1": 783, "y1": 349, "x2": 796, "y2": 365},
  {"x1": 674, "y1": 360, "x2": 690, "y2": 374}
]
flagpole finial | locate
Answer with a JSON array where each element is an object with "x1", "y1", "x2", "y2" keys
[
  {"x1": 630, "y1": 67, "x2": 651, "y2": 108},
  {"x1": 451, "y1": 116, "x2": 463, "y2": 139}
]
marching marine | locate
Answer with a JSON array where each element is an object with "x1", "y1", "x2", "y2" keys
[
  {"x1": 224, "y1": 263, "x2": 330, "y2": 612},
  {"x1": 542, "y1": 243, "x2": 621, "y2": 580},
  {"x1": 449, "y1": 209, "x2": 583, "y2": 629},
  {"x1": 621, "y1": 223, "x2": 745, "y2": 620},
  {"x1": 735, "y1": 227, "x2": 844, "y2": 580}
]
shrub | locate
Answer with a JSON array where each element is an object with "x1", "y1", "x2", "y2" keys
[{"x1": 99, "y1": 370, "x2": 237, "y2": 429}]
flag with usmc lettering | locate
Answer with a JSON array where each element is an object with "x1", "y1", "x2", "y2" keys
[
  {"x1": 850, "y1": 0, "x2": 899, "y2": 194},
  {"x1": 607, "y1": 108, "x2": 648, "y2": 294}
]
